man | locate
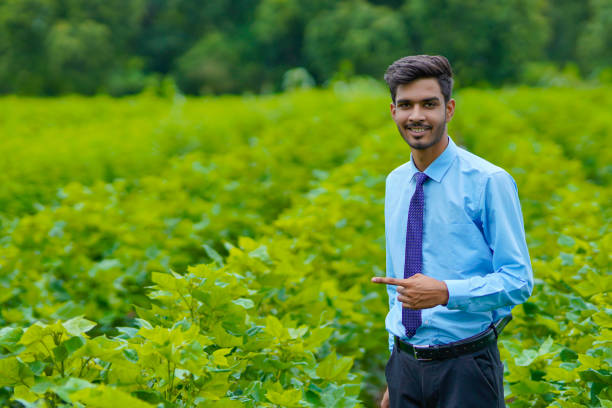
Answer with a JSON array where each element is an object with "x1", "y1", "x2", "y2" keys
[{"x1": 372, "y1": 55, "x2": 533, "y2": 407}]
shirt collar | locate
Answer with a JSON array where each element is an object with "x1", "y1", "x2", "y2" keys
[{"x1": 407, "y1": 136, "x2": 458, "y2": 183}]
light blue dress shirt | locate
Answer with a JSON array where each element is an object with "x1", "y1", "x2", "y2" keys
[{"x1": 385, "y1": 136, "x2": 533, "y2": 351}]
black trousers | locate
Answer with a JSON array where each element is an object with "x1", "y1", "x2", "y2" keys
[{"x1": 385, "y1": 342, "x2": 505, "y2": 408}]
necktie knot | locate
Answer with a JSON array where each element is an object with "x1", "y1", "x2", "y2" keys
[{"x1": 415, "y1": 172, "x2": 428, "y2": 186}]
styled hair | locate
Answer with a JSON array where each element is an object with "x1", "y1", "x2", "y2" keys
[{"x1": 384, "y1": 55, "x2": 454, "y2": 103}]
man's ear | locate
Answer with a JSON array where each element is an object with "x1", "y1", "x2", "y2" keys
[
  {"x1": 390, "y1": 102, "x2": 396, "y2": 117},
  {"x1": 445, "y1": 99, "x2": 456, "y2": 122}
]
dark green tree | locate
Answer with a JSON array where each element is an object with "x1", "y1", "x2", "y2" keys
[
  {"x1": 174, "y1": 31, "x2": 262, "y2": 94},
  {"x1": 304, "y1": 0, "x2": 409, "y2": 81},
  {"x1": 46, "y1": 20, "x2": 114, "y2": 94},
  {"x1": 0, "y1": 0, "x2": 56, "y2": 93},
  {"x1": 544, "y1": 0, "x2": 590, "y2": 65},
  {"x1": 0, "y1": 0, "x2": 605, "y2": 95},
  {"x1": 138, "y1": 0, "x2": 258, "y2": 74},
  {"x1": 403, "y1": 0, "x2": 550, "y2": 86},
  {"x1": 61, "y1": 0, "x2": 146, "y2": 50},
  {"x1": 251, "y1": 0, "x2": 335, "y2": 83},
  {"x1": 59, "y1": 0, "x2": 150, "y2": 95},
  {"x1": 577, "y1": 0, "x2": 612, "y2": 75}
]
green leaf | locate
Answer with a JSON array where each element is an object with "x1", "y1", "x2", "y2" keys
[
  {"x1": 232, "y1": 298, "x2": 254, "y2": 309},
  {"x1": 198, "y1": 398, "x2": 244, "y2": 408},
  {"x1": 27, "y1": 361, "x2": 46, "y2": 376},
  {"x1": 212, "y1": 348, "x2": 232, "y2": 367},
  {"x1": 151, "y1": 272, "x2": 177, "y2": 290},
  {"x1": 249, "y1": 245, "x2": 272, "y2": 264},
  {"x1": 545, "y1": 366, "x2": 579, "y2": 382},
  {"x1": 514, "y1": 337, "x2": 562, "y2": 366},
  {"x1": 52, "y1": 301, "x2": 86, "y2": 320},
  {"x1": 57, "y1": 338, "x2": 86, "y2": 367},
  {"x1": 199, "y1": 372, "x2": 231, "y2": 400},
  {"x1": 514, "y1": 349, "x2": 539, "y2": 366},
  {"x1": 116, "y1": 327, "x2": 139, "y2": 339},
  {"x1": 71, "y1": 384, "x2": 155, "y2": 408},
  {"x1": 510, "y1": 377, "x2": 555, "y2": 394},
  {"x1": 319, "y1": 383, "x2": 354, "y2": 408},
  {"x1": 288, "y1": 326, "x2": 308, "y2": 339},
  {"x1": 304, "y1": 327, "x2": 333, "y2": 351},
  {"x1": 0, "y1": 358, "x2": 24, "y2": 386},
  {"x1": 62, "y1": 316, "x2": 96, "y2": 337},
  {"x1": 18, "y1": 323, "x2": 47, "y2": 346},
  {"x1": 316, "y1": 351, "x2": 353, "y2": 381},
  {"x1": 131, "y1": 390, "x2": 164, "y2": 404},
  {"x1": 600, "y1": 399, "x2": 612, "y2": 408},
  {"x1": 592, "y1": 311, "x2": 612, "y2": 328},
  {"x1": 31, "y1": 378, "x2": 55, "y2": 394},
  {"x1": 264, "y1": 315, "x2": 286, "y2": 339},
  {"x1": 560, "y1": 348, "x2": 579, "y2": 362},
  {"x1": 53, "y1": 377, "x2": 95, "y2": 402},
  {"x1": 574, "y1": 279, "x2": 605, "y2": 297},
  {"x1": 211, "y1": 324, "x2": 242, "y2": 348},
  {"x1": 579, "y1": 353, "x2": 601, "y2": 369},
  {"x1": 123, "y1": 348, "x2": 139, "y2": 363},
  {"x1": 537, "y1": 336, "x2": 561, "y2": 355},
  {"x1": 53, "y1": 343, "x2": 69, "y2": 361},
  {"x1": 203, "y1": 244, "x2": 225, "y2": 266},
  {"x1": 134, "y1": 318, "x2": 153, "y2": 330},
  {"x1": 64, "y1": 335, "x2": 86, "y2": 353},
  {"x1": 559, "y1": 252, "x2": 574, "y2": 266},
  {"x1": 579, "y1": 369, "x2": 612, "y2": 385},
  {"x1": 266, "y1": 387, "x2": 302, "y2": 407},
  {"x1": 0, "y1": 327, "x2": 24, "y2": 349},
  {"x1": 557, "y1": 234, "x2": 575, "y2": 247}
]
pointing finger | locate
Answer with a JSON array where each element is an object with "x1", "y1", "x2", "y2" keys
[{"x1": 371, "y1": 277, "x2": 405, "y2": 286}]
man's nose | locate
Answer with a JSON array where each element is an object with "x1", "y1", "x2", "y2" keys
[{"x1": 409, "y1": 105, "x2": 425, "y2": 121}]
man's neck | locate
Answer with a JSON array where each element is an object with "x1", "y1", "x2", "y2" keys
[{"x1": 412, "y1": 136, "x2": 449, "y2": 172}]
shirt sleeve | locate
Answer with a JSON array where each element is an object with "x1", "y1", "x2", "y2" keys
[
  {"x1": 386, "y1": 235, "x2": 397, "y2": 353},
  {"x1": 444, "y1": 171, "x2": 534, "y2": 311},
  {"x1": 385, "y1": 176, "x2": 397, "y2": 353}
]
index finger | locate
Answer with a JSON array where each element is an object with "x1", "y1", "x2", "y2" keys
[{"x1": 371, "y1": 277, "x2": 405, "y2": 286}]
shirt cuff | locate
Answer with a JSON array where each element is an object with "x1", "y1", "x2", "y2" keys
[{"x1": 444, "y1": 279, "x2": 471, "y2": 309}]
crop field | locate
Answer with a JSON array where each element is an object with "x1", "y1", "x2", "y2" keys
[{"x1": 0, "y1": 83, "x2": 610, "y2": 407}]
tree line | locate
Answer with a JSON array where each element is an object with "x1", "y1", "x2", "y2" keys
[{"x1": 0, "y1": 0, "x2": 610, "y2": 96}]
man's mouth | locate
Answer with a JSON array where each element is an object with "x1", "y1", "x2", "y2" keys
[{"x1": 405, "y1": 125, "x2": 431, "y2": 134}]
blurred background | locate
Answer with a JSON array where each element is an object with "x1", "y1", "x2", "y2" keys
[
  {"x1": 0, "y1": 2, "x2": 611, "y2": 407},
  {"x1": 1, "y1": 0, "x2": 611, "y2": 96}
]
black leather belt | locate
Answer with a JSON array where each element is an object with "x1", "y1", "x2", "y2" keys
[{"x1": 394, "y1": 315, "x2": 512, "y2": 361}]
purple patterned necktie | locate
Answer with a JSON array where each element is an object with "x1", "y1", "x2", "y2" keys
[{"x1": 402, "y1": 172, "x2": 428, "y2": 337}]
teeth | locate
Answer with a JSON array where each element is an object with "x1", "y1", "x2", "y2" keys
[{"x1": 410, "y1": 127, "x2": 427, "y2": 132}]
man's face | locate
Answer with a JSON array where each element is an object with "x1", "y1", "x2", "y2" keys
[{"x1": 390, "y1": 78, "x2": 455, "y2": 152}]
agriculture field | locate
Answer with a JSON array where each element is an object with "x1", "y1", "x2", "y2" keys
[{"x1": 0, "y1": 84, "x2": 610, "y2": 408}]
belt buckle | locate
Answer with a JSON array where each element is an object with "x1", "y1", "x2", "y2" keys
[{"x1": 413, "y1": 345, "x2": 432, "y2": 361}]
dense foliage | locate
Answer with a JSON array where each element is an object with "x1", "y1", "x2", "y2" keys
[
  {"x1": 0, "y1": 0, "x2": 611, "y2": 95},
  {"x1": 0, "y1": 84, "x2": 610, "y2": 407}
]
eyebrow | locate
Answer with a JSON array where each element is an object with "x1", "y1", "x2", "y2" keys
[{"x1": 396, "y1": 97, "x2": 441, "y2": 104}]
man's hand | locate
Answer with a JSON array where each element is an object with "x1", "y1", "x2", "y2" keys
[
  {"x1": 371, "y1": 274, "x2": 449, "y2": 309},
  {"x1": 380, "y1": 386, "x2": 389, "y2": 408}
]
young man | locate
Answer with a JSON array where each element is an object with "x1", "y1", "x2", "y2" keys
[{"x1": 372, "y1": 55, "x2": 533, "y2": 407}]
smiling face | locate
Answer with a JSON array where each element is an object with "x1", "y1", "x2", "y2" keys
[{"x1": 390, "y1": 78, "x2": 455, "y2": 157}]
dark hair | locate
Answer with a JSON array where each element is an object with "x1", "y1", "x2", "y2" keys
[{"x1": 384, "y1": 55, "x2": 454, "y2": 103}]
